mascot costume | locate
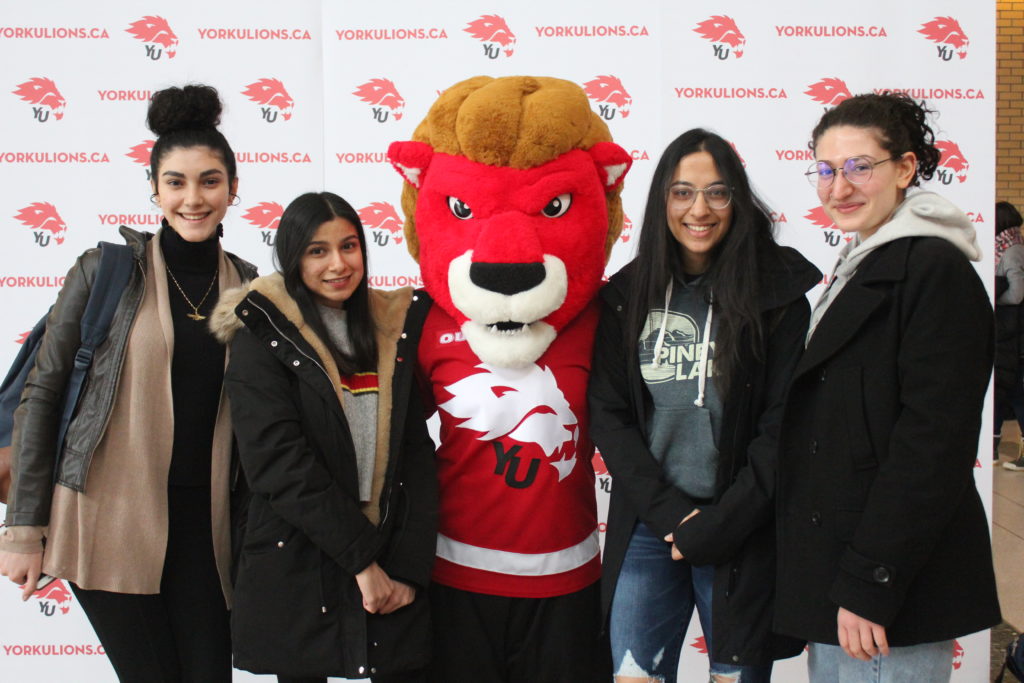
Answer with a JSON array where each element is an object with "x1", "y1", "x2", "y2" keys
[{"x1": 388, "y1": 75, "x2": 630, "y2": 681}]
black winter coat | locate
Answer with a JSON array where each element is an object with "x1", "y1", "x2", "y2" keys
[
  {"x1": 589, "y1": 246, "x2": 820, "y2": 666},
  {"x1": 775, "y1": 236, "x2": 1001, "y2": 645},
  {"x1": 214, "y1": 277, "x2": 437, "y2": 679}
]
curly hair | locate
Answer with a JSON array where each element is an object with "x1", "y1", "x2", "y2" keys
[
  {"x1": 809, "y1": 92, "x2": 940, "y2": 186},
  {"x1": 147, "y1": 83, "x2": 236, "y2": 184}
]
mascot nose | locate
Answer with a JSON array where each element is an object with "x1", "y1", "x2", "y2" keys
[{"x1": 470, "y1": 262, "x2": 545, "y2": 295}]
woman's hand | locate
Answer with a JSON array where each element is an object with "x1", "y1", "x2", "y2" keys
[
  {"x1": 837, "y1": 607, "x2": 889, "y2": 660},
  {"x1": 664, "y1": 508, "x2": 701, "y2": 561},
  {"x1": 355, "y1": 561, "x2": 394, "y2": 613},
  {"x1": 378, "y1": 580, "x2": 417, "y2": 614},
  {"x1": 0, "y1": 550, "x2": 43, "y2": 601}
]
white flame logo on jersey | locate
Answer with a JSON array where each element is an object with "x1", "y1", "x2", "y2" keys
[{"x1": 440, "y1": 363, "x2": 579, "y2": 481}]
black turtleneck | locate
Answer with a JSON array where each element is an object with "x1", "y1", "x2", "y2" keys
[{"x1": 160, "y1": 222, "x2": 225, "y2": 487}]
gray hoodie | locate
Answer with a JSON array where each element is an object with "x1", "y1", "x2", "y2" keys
[{"x1": 806, "y1": 191, "x2": 981, "y2": 344}]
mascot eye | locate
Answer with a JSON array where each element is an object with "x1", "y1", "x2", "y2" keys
[
  {"x1": 447, "y1": 196, "x2": 473, "y2": 220},
  {"x1": 541, "y1": 193, "x2": 571, "y2": 218}
]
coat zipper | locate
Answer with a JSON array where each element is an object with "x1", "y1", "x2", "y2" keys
[{"x1": 246, "y1": 297, "x2": 393, "y2": 531}]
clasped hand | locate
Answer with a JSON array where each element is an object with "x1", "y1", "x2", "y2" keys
[
  {"x1": 0, "y1": 549, "x2": 44, "y2": 601},
  {"x1": 354, "y1": 561, "x2": 416, "y2": 614}
]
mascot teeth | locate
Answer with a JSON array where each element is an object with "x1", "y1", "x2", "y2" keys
[{"x1": 490, "y1": 322, "x2": 527, "y2": 334}]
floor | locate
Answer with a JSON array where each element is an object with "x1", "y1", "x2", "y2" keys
[
  {"x1": 992, "y1": 422, "x2": 1024, "y2": 678},
  {"x1": 996, "y1": 423, "x2": 1024, "y2": 631}
]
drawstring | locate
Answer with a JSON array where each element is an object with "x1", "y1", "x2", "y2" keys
[
  {"x1": 694, "y1": 292, "x2": 713, "y2": 407},
  {"x1": 651, "y1": 279, "x2": 673, "y2": 368},
  {"x1": 650, "y1": 280, "x2": 713, "y2": 406}
]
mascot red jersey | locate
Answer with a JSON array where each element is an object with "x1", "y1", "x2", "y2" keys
[{"x1": 388, "y1": 75, "x2": 630, "y2": 681}]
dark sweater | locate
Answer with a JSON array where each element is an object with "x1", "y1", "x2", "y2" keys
[{"x1": 161, "y1": 223, "x2": 225, "y2": 486}]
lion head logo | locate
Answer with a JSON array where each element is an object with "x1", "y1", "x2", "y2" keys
[
  {"x1": 805, "y1": 77, "x2": 852, "y2": 106},
  {"x1": 125, "y1": 16, "x2": 178, "y2": 58}
]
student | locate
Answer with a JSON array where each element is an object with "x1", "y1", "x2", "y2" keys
[
  {"x1": 589, "y1": 128, "x2": 818, "y2": 682},
  {"x1": 213, "y1": 192, "x2": 436, "y2": 683},
  {"x1": 0, "y1": 84, "x2": 255, "y2": 681},
  {"x1": 995, "y1": 201, "x2": 1024, "y2": 468},
  {"x1": 775, "y1": 92, "x2": 1000, "y2": 682}
]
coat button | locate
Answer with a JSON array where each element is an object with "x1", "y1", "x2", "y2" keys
[
  {"x1": 270, "y1": 340, "x2": 278, "y2": 347},
  {"x1": 293, "y1": 360, "x2": 300, "y2": 367},
  {"x1": 277, "y1": 541, "x2": 284, "y2": 548},
  {"x1": 401, "y1": 332, "x2": 407, "y2": 339},
  {"x1": 810, "y1": 512, "x2": 822, "y2": 526},
  {"x1": 372, "y1": 641, "x2": 379, "y2": 648},
  {"x1": 809, "y1": 440, "x2": 817, "y2": 455},
  {"x1": 321, "y1": 605, "x2": 327, "y2": 613},
  {"x1": 873, "y1": 567, "x2": 891, "y2": 584},
  {"x1": 358, "y1": 666, "x2": 365, "y2": 674},
  {"x1": 241, "y1": 309, "x2": 249, "y2": 316},
  {"x1": 732, "y1": 655, "x2": 739, "y2": 662},
  {"x1": 371, "y1": 668, "x2": 377, "y2": 674},
  {"x1": 819, "y1": 369, "x2": 827, "y2": 382},
  {"x1": 412, "y1": 295, "x2": 418, "y2": 302},
  {"x1": 396, "y1": 356, "x2": 403, "y2": 362}
]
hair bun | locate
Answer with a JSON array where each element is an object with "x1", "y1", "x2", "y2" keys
[{"x1": 147, "y1": 84, "x2": 223, "y2": 136}]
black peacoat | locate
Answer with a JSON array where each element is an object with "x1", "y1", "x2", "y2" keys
[
  {"x1": 214, "y1": 276, "x2": 437, "y2": 679},
  {"x1": 589, "y1": 246, "x2": 820, "y2": 666},
  {"x1": 774, "y1": 235, "x2": 1001, "y2": 646}
]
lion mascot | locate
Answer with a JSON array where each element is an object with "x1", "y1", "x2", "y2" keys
[{"x1": 388, "y1": 75, "x2": 631, "y2": 682}]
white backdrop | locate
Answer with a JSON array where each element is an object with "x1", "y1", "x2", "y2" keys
[{"x1": 0, "y1": 2, "x2": 994, "y2": 681}]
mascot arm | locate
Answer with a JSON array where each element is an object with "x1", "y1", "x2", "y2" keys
[{"x1": 588, "y1": 295, "x2": 697, "y2": 539}]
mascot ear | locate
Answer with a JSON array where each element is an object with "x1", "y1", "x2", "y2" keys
[
  {"x1": 387, "y1": 141, "x2": 435, "y2": 189},
  {"x1": 587, "y1": 141, "x2": 632, "y2": 191}
]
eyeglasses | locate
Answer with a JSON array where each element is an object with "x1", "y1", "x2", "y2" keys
[
  {"x1": 667, "y1": 183, "x2": 733, "y2": 210},
  {"x1": 805, "y1": 156, "x2": 895, "y2": 188}
]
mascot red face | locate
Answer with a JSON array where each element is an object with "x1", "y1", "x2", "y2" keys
[{"x1": 388, "y1": 75, "x2": 630, "y2": 367}]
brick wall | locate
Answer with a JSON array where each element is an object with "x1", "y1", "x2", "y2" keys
[{"x1": 998, "y1": 1, "x2": 1024, "y2": 208}]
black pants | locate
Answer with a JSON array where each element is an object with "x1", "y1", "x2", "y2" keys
[
  {"x1": 278, "y1": 671, "x2": 426, "y2": 683},
  {"x1": 427, "y1": 581, "x2": 610, "y2": 683},
  {"x1": 71, "y1": 486, "x2": 230, "y2": 683}
]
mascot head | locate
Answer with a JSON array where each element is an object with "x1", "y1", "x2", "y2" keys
[{"x1": 388, "y1": 75, "x2": 630, "y2": 368}]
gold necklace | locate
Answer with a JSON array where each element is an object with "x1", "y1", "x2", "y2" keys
[{"x1": 166, "y1": 267, "x2": 218, "y2": 321}]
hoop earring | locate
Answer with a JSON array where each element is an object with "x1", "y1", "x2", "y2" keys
[
  {"x1": 229, "y1": 194, "x2": 241, "y2": 207},
  {"x1": 150, "y1": 193, "x2": 159, "y2": 206}
]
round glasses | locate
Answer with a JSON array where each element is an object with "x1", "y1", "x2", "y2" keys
[
  {"x1": 805, "y1": 156, "x2": 894, "y2": 189},
  {"x1": 668, "y1": 183, "x2": 733, "y2": 210}
]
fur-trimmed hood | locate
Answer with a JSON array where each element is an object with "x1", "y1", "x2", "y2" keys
[
  {"x1": 211, "y1": 272, "x2": 411, "y2": 347},
  {"x1": 211, "y1": 272, "x2": 414, "y2": 526},
  {"x1": 211, "y1": 272, "x2": 413, "y2": 388}
]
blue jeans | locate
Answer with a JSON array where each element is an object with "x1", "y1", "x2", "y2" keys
[
  {"x1": 610, "y1": 522, "x2": 771, "y2": 682},
  {"x1": 808, "y1": 640, "x2": 954, "y2": 683}
]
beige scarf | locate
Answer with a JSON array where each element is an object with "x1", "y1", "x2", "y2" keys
[{"x1": 44, "y1": 234, "x2": 242, "y2": 602}]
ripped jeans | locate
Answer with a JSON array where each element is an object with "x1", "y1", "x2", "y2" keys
[{"x1": 609, "y1": 522, "x2": 772, "y2": 683}]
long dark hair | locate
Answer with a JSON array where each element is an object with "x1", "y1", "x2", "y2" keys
[
  {"x1": 147, "y1": 84, "x2": 237, "y2": 185},
  {"x1": 274, "y1": 192, "x2": 377, "y2": 374},
  {"x1": 809, "y1": 92, "x2": 939, "y2": 187},
  {"x1": 626, "y1": 128, "x2": 778, "y2": 395}
]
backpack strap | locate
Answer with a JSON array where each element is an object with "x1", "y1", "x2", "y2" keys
[
  {"x1": 55, "y1": 242, "x2": 134, "y2": 454},
  {"x1": 0, "y1": 314, "x2": 49, "y2": 448}
]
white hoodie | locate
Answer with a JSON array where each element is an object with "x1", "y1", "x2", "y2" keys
[{"x1": 806, "y1": 191, "x2": 981, "y2": 344}]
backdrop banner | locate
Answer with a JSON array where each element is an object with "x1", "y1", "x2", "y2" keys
[{"x1": 0, "y1": 1, "x2": 993, "y2": 680}]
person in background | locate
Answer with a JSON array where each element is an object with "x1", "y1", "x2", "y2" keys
[
  {"x1": 0, "y1": 84, "x2": 256, "y2": 681},
  {"x1": 589, "y1": 128, "x2": 818, "y2": 683},
  {"x1": 775, "y1": 92, "x2": 1000, "y2": 682},
  {"x1": 212, "y1": 192, "x2": 437, "y2": 683},
  {"x1": 995, "y1": 200, "x2": 1024, "y2": 468}
]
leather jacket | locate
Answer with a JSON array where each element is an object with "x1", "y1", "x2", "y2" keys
[{"x1": 5, "y1": 226, "x2": 257, "y2": 527}]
